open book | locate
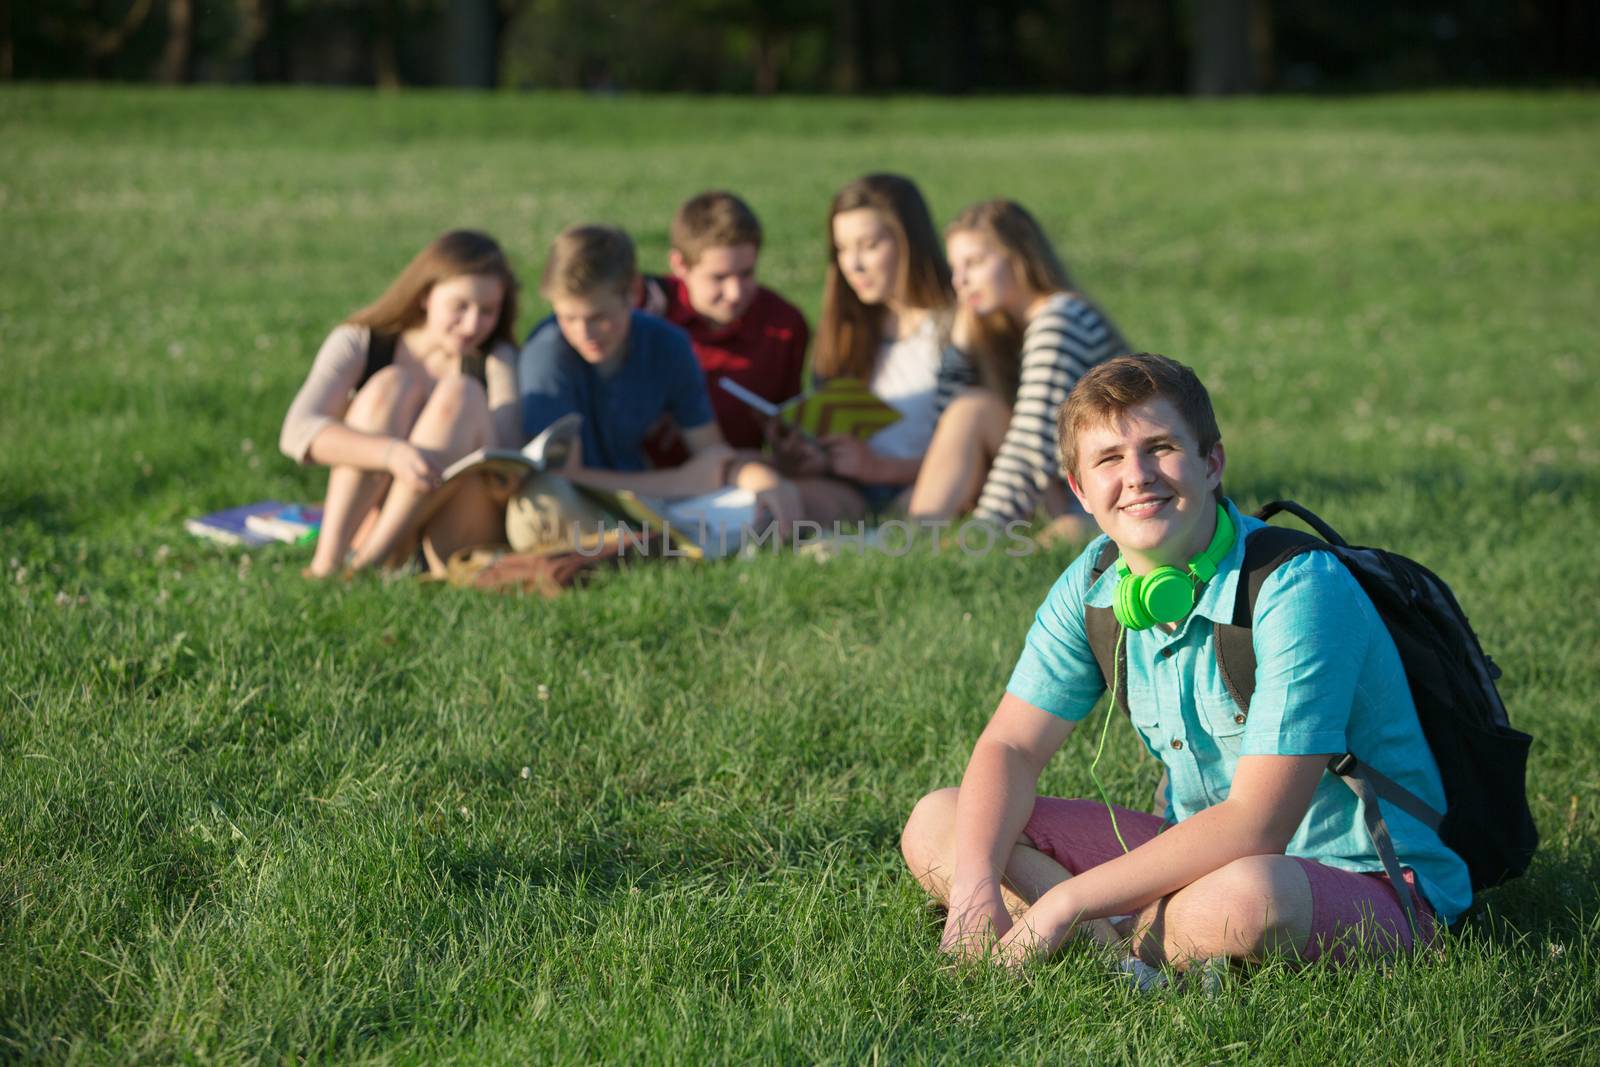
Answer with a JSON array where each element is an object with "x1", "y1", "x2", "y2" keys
[
  {"x1": 439, "y1": 412, "x2": 583, "y2": 487},
  {"x1": 719, "y1": 378, "x2": 901, "y2": 441}
]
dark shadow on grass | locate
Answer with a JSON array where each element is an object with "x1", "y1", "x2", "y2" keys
[
  {"x1": 425, "y1": 833, "x2": 735, "y2": 900},
  {"x1": 426, "y1": 797, "x2": 887, "y2": 902},
  {"x1": 1463, "y1": 845, "x2": 1600, "y2": 943},
  {"x1": 0, "y1": 491, "x2": 73, "y2": 538}
]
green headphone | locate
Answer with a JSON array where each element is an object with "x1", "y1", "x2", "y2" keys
[{"x1": 1112, "y1": 503, "x2": 1236, "y2": 630}]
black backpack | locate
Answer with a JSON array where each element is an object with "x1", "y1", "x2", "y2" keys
[
  {"x1": 1084, "y1": 499, "x2": 1538, "y2": 923},
  {"x1": 359, "y1": 331, "x2": 398, "y2": 387}
]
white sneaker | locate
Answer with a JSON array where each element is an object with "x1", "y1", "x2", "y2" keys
[
  {"x1": 1194, "y1": 956, "x2": 1229, "y2": 994},
  {"x1": 1118, "y1": 956, "x2": 1169, "y2": 991}
]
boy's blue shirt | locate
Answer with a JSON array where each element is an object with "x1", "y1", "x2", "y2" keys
[
  {"x1": 518, "y1": 311, "x2": 715, "y2": 471},
  {"x1": 1007, "y1": 500, "x2": 1473, "y2": 925}
]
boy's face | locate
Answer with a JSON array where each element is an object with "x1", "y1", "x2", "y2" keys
[
  {"x1": 1066, "y1": 396, "x2": 1225, "y2": 571},
  {"x1": 551, "y1": 287, "x2": 632, "y2": 366},
  {"x1": 670, "y1": 244, "x2": 759, "y2": 327}
]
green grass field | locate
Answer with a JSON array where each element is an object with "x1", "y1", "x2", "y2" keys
[{"x1": 2, "y1": 87, "x2": 1599, "y2": 1063}]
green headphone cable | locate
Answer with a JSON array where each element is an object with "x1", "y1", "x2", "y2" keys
[
  {"x1": 1096, "y1": 506, "x2": 1234, "y2": 844},
  {"x1": 1088, "y1": 623, "x2": 1131, "y2": 853}
]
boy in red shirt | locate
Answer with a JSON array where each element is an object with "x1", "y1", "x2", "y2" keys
[{"x1": 642, "y1": 191, "x2": 810, "y2": 464}]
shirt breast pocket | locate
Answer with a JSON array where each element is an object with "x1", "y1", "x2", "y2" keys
[
  {"x1": 1197, "y1": 693, "x2": 1249, "y2": 759},
  {"x1": 1125, "y1": 688, "x2": 1166, "y2": 760}
]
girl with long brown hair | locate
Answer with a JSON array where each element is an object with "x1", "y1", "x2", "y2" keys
[
  {"x1": 784, "y1": 173, "x2": 957, "y2": 520},
  {"x1": 279, "y1": 229, "x2": 522, "y2": 577},
  {"x1": 906, "y1": 199, "x2": 1128, "y2": 538}
]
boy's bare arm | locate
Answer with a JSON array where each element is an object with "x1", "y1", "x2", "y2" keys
[
  {"x1": 563, "y1": 423, "x2": 797, "y2": 528},
  {"x1": 943, "y1": 693, "x2": 1075, "y2": 958},
  {"x1": 568, "y1": 447, "x2": 730, "y2": 499}
]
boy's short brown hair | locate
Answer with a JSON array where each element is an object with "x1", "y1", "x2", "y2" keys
[
  {"x1": 540, "y1": 224, "x2": 637, "y2": 300},
  {"x1": 1058, "y1": 353, "x2": 1222, "y2": 483},
  {"x1": 670, "y1": 191, "x2": 763, "y2": 266}
]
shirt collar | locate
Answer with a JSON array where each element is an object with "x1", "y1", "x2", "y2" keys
[
  {"x1": 1081, "y1": 499, "x2": 1250, "y2": 625},
  {"x1": 1190, "y1": 498, "x2": 1249, "y2": 626}
]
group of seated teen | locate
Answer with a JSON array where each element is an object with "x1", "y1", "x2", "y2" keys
[
  {"x1": 280, "y1": 174, "x2": 1128, "y2": 578},
  {"x1": 277, "y1": 179, "x2": 1482, "y2": 979}
]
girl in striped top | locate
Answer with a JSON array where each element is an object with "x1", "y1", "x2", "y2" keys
[{"x1": 909, "y1": 200, "x2": 1129, "y2": 538}]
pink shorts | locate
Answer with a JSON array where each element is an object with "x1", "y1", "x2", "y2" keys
[{"x1": 1023, "y1": 797, "x2": 1437, "y2": 964}]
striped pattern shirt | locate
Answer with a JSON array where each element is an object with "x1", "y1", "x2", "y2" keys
[{"x1": 963, "y1": 294, "x2": 1128, "y2": 526}]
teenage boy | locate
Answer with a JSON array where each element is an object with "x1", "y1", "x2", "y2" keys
[
  {"x1": 900, "y1": 353, "x2": 1470, "y2": 971},
  {"x1": 638, "y1": 190, "x2": 809, "y2": 461},
  {"x1": 517, "y1": 224, "x2": 799, "y2": 536}
]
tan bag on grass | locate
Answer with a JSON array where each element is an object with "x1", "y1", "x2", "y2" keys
[
  {"x1": 444, "y1": 542, "x2": 624, "y2": 597},
  {"x1": 445, "y1": 527, "x2": 685, "y2": 596}
]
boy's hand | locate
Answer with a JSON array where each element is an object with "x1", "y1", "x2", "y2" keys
[
  {"x1": 994, "y1": 892, "x2": 1075, "y2": 970},
  {"x1": 993, "y1": 916, "x2": 1052, "y2": 970},
  {"x1": 939, "y1": 881, "x2": 1012, "y2": 962}
]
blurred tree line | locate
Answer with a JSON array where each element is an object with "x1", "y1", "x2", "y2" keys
[{"x1": 5, "y1": 0, "x2": 1595, "y2": 94}]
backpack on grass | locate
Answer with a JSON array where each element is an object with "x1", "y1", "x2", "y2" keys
[{"x1": 1085, "y1": 499, "x2": 1538, "y2": 923}]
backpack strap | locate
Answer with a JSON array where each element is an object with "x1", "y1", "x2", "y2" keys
[
  {"x1": 360, "y1": 331, "x2": 398, "y2": 389},
  {"x1": 1083, "y1": 540, "x2": 1127, "y2": 717},
  {"x1": 1329, "y1": 753, "x2": 1443, "y2": 832},
  {"x1": 1212, "y1": 524, "x2": 1324, "y2": 713},
  {"x1": 1217, "y1": 500, "x2": 1437, "y2": 930},
  {"x1": 357, "y1": 332, "x2": 486, "y2": 390},
  {"x1": 1335, "y1": 756, "x2": 1423, "y2": 928},
  {"x1": 460, "y1": 351, "x2": 488, "y2": 388}
]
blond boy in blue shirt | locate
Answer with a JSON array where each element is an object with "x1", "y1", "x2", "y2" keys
[{"x1": 900, "y1": 353, "x2": 1469, "y2": 971}]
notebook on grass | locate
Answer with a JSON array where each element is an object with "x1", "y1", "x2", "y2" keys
[{"x1": 185, "y1": 501, "x2": 289, "y2": 546}]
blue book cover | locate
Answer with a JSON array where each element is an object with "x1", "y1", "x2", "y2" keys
[{"x1": 184, "y1": 500, "x2": 291, "y2": 546}]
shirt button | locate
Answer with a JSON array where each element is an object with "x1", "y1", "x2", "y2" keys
[
  {"x1": 1160, "y1": 647, "x2": 1176, "y2": 659},
  {"x1": 1234, "y1": 713, "x2": 1247, "y2": 724},
  {"x1": 1170, "y1": 739, "x2": 1183, "y2": 750}
]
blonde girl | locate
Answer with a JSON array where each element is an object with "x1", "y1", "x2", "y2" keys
[{"x1": 908, "y1": 199, "x2": 1128, "y2": 536}]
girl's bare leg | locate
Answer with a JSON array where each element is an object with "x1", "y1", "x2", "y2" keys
[
  {"x1": 907, "y1": 388, "x2": 1011, "y2": 520},
  {"x1": 307, "y1": 366, "x2": 429, "y2": 578},
  {"x1": 349, "y1": 373, "x2": 490, "y2": 572}
]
